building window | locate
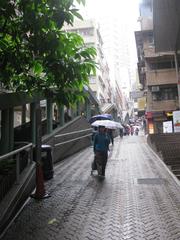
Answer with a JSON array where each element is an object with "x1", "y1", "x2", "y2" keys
[
  {"x1": 149, "y1": 61, "x2": 175, "y2": 70},
  {"x1": 79, "y1": 28, "x2": 94, "y2": 36},
  {"x1": 152, "y1": 87, "x2": 178, "y2": 101},
  {"x1": 100, "y1": 95, "x2": 105, "y2": 104},
  {"x1": 86, "y1": 42, "x2": 95, "y2": 48},
  {"x1": 147, "y1": 32, "x2": 154, "y2": 45},
  {"x1": 89, "y1": 76, "x2": 96, "y2": 84}
]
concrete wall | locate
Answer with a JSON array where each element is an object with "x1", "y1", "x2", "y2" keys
[
  {"x1": 147, "y1": 98, "x2": 178, "y2": 111},
  {"x1": 143, "y1": 43, "x2": 174, "y2": 58},
  {"x1": 42, "y1": 116, "x2": 92, "y2": 163},
  {"x1": 141, "y1": 17, "x2": 153, "y2": 31},
  {"x1": 146, "y1": 69, "x2": 176, "y2": 86}
]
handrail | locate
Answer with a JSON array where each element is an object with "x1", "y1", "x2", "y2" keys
[
  {"x1": 55, "y1": 133, "x2": 92, "y2": 147},
  {"x1": 0, "y1": 143, "x2": 33, "y2": 162},
  {"x1": 0, "y1": 143, "x2": 33, "y2": 184},
  {"x1": 55, "y1": 128, "x2": 92, "y2": 138}
]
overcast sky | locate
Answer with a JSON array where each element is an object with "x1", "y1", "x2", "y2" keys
[
  {"x1": 76, "y1": 0, "x2": 141, "y2": 91},
  {"x1": 77, "y1": 0, "x2": 140, "y2": 66},
  {"x1": 78, "y1": 0, "x2": 140, "y2": 31}
]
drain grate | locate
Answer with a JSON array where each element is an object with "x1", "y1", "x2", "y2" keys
[{"x1": 136, "y1": 178, "x2": 166, "y2": 185}]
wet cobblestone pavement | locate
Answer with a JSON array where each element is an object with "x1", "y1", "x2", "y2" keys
[{"x1": 2, "y1": 136, "x2": 180, "y2": 240}]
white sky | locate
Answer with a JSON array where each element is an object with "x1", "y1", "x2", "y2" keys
[
  {"x1": 76, "y1": 0, "x2": 141, "y2": 93},
  {"x1": 78, "y1": 0, "x2": 140, "y2": 31},
  {"x1": 77, "y1": 0, "x2": 140, "y2": 66}
]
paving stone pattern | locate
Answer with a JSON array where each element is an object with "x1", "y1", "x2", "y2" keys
[{"x1": 2, "y1": 136, "x2": 180, "y2": 240}]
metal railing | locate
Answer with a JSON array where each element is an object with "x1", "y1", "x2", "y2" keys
[
  {"x1": 0, "y1": 143, "x2": 33, "y2": 184},
  {"x1": 54, "y1": 128, "x2": 92, "y2": 148}
]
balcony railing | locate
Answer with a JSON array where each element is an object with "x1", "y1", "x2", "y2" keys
[
  {"x1": 143, "y1": 45, "x2": 174, "y2": 58},
  {"x1": 144, "y1": 47, "x2": 157, "y2": 58},
  {"x1": 147, "y1": 99, "x2": 178, "y2": 111},
  {"x1": 146, "y1": 69, "x2": 177, "y2": 86}
]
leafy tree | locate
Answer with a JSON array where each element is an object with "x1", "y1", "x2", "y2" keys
[{"x1": 0, "y1": 0, "x2": 96, "y2": 106}]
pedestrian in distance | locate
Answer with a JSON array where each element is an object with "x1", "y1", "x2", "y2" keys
[
  {"x1": 135, "y1": 127, "x2": 139, "y2": 136},
  {"x1": 92, "y1": 125, "x2": 110, "y2": 177},
  {"x1": 119, "y1": 128, "x2": 123, "y2": 139},
  {"x1": 130, "y1": 126, "x2": 134, "y2": 136},
  {"x1": 125, "y1": 126, "x2": 130, "y2": 136}
]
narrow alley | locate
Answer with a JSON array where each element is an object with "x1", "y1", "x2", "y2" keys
[{"x1": 2, "y1": 135, "x2": 180, "y2": 240}]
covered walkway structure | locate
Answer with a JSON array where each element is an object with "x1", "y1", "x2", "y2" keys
[{"x1": 2, "y1": 135, "x2": 180, "y2": 240}]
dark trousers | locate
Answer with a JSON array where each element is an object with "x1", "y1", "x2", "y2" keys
[
  {"x1": 108, "y1": 133, "x2": 113, "y2": 145},
  {"x1": 95, "y1": 151, "x2": 108, "y2": 176}
]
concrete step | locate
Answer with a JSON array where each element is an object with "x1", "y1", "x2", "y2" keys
[
  {"x1": 175, "y1": 174, "x2": 180, "y2": 180},
  {"x1": 172, "y1": 170, "x2": 180, "y2": 175},
  {"x1": 164, "y1": 158, "x2": 180, "y2": 165},
  {"x1": 170, "y1": 165, "x2": 180, "y2": 170}
]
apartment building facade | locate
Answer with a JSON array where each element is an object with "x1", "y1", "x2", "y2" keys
[
  {"x1": 63, "y1": 20, "x2": 112, "y2": 107},
  {"x1": 135, "y1": 0, "x2": 179, "y2": 134}
]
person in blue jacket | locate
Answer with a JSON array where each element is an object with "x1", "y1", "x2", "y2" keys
[{"x1": 93, "y1": 125, "x2": 110, "y2": 177}]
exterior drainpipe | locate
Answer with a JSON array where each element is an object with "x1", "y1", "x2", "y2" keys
[{"x1": 174, "y1": 52, "x2": 180, "y2": 109}]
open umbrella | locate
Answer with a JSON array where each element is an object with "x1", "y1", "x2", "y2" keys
[
  {"x1": 91, "y1": 120, "x2": 121, "y2": 129},
  {"x1": 115, "y1": 122, "x2": 124, "y2": 129},
  {"x1": 89, "y1": 114, "x2": 113, "y2": 124}
]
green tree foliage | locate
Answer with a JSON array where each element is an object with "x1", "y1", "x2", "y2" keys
[{"x1": 0, "y1": 0, "x2": 96, "y2": 105}]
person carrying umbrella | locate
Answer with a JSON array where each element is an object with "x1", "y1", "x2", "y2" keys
[{"x1": 93, "y1": 125, "x2": 110, "y2": 177}]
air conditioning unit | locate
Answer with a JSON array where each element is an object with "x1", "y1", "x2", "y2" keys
[{"x1": 151, "y1": 86, "x2": 160, "y2": 92}]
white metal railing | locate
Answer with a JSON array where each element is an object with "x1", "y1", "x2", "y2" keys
[
  {"x1": 54, "y1": 128, "x2": 92, "y2": 148},
  {"x1": 55, "y1": 128, "x2": 92, "y2": 138},
  {"x1": 0, "y1": 143, "x2": 33, "y2": 184}
]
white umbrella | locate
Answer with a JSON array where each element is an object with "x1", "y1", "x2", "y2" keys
[
  {"x1": 91, "y1": 120, "x2": 121, "y2": 129},
  {"x1": 115, "y1": 122, "x2": 124, "y2": 129}
]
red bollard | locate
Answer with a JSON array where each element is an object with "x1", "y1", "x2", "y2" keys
[{"x1": 31, "y1": 163, "x2": 50, "y2": 199}]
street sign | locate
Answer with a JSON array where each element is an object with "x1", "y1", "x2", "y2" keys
[{"x1": 163, "y1": 121, "x2": 173, "y2": 133}]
